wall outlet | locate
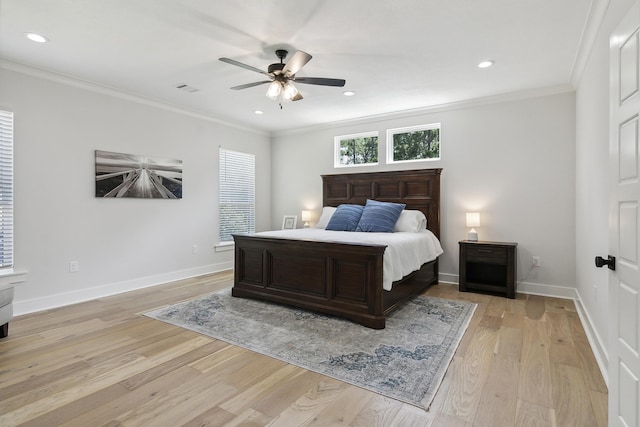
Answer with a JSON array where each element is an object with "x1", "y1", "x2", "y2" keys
[
  {"x1": 192, "y1": 245, "x2": 199, "y2": 254},
  {"x1": 532, "y1": 256, "x2": 541, "y2": 267},
  {"x1": 69, "y1": 260, "x2": 79, "y2": 273}
]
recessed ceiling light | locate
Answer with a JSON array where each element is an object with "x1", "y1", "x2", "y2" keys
[
  {"x1": 342, "y1": 91, "x2": 356, "y2": 96},
  {"x1": 25, "y1": 33, "x2": 48, "y2": 43},
  {"x1": 478, "y1": 60, "x2": 494, "y2": 69},
  {"x1": 254, "y1": 110, "x2": 264, "y2": 115}
]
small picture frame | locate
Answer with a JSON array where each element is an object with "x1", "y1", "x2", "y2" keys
[{"x1": 282, "y1": 215, "x2": 298, "y2": 230}]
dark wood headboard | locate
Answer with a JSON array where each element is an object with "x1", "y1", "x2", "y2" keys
[{"x1": 321, "y1": 168, "x2": 442, "y2": 239}]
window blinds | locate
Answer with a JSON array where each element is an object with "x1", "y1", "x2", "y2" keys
[
  {"x1": 219, "y1": 148, "x2": 255, "y2": 242},
  {"x1": 0, "y1": 111, "x2": 14, "y2": 269}
]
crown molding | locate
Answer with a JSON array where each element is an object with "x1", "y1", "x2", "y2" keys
[
  {"x1": 1, "y1": 58, "x2": 577, "y2": 140},
  {"x1": 272, "y1": 84, "x2": 575, "y2": 137},
  {"x1": 0, "y1": 59, "x2": 268, "y2": 137},
  {"x1": 570, "y1": 0, "x2": 611, "y2": 86}
]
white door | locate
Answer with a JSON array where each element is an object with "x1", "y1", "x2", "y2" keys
[{"x1": 609, "y1": 2, "x2": 640, "y2": 426}]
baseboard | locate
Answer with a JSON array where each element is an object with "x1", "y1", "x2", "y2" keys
[
  {"x1": 573, "y1": 290, "x2": 609, "y2": 384},
  {"x1": 516, "y1": 280, "x2": 578, "y2": 299},
  {"x1": 14, "y1": 261, "x2": 233, "y2": 316},
  {"x1": 439, "y1": 274, "x2": 578, "y2": 299},
  {"x1": 438, "y1": 272, "x2": 459, "y2": 285},
  {"x1": 439, "y1": 272, "x2": 609, "y2": 384}
]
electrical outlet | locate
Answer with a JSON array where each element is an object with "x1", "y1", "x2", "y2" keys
[
  {"x1": 192, "y1": 245, "x2": 199, "y2": 254},
  {"x1": 532, "y1": 256, "x2": 541, "y2": 267},
  {"x1": 69, "y1": 261, "x2": 79, "y2": 273}
]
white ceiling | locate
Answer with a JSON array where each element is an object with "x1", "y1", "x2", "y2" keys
[{"x1": 0, "y1": 0, "x2": 595, "y2": 134}]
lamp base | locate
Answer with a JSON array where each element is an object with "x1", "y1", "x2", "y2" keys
[
  {"x1": 303, "y1": 222, "x2": 310, "y2": 228},
  {"x1": 468, "y1": 229, "x2": 478, "y2": 241}
]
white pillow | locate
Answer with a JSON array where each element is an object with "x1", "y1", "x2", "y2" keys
[
  {"x1": 314, "y1": 206, "x2": 337, "y2": 229},
  {"x1": 393, "y1": 210, "x2": 427, "y2": 232}
]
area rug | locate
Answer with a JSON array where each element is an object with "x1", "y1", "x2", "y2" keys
[{"x1": 144, "y1": 289, "x2": 476, "y2": 410}]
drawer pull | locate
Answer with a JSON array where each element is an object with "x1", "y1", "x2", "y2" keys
[{"x1": 477, "y1": 249, "x2": 493, "y2": 253}]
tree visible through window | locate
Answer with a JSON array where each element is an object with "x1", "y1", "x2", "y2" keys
[
  {"x1": 219, "y1": 148, "x2": 255, "y2": 243},
  {"x1": 387, "y1": 124, "x2": 440, "y2": 163},
  {"x1": 334, "y1": 132, "x2": 379, "y2": 167}
]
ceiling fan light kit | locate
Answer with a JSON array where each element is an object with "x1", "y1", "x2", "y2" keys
[
  {"x1": 266, "y1": 81, "x2": 281, "y2": 100},
  {"x1": 266, "y1": 81, "x2": 298, "y2": 102},
  {"x1": 219, "y1": 49, "x2": 346, "y2": 109},
  {"x1": 282, "y1": 82, "x2": 298, "y2": 100}
]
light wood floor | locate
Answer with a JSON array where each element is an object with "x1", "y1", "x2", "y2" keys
[{"x1": 0, "y1": 271, "x2": 607, "y2": 426}]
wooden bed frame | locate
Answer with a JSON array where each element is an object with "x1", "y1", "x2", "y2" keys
[{"x1": 232, "y1": 168, "x2": 442, "y2": 329}]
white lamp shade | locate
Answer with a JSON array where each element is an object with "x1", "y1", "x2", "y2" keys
[
  {"x1": 466, "y1": 212, "x2": 480, "y2": 228},
  {"x1": 301, "y1": 210, "x2": 311, "y2": 222},
  {"x1": 282, "y1": 82, "x2": 298, "y2": 101},
  {"x1": 266, "y1": 81, "x2": 282, "y2": 100}
]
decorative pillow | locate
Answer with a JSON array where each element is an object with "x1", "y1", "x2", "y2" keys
[
  {"x1": 326, "y1": 204, "x2": 364, "y2": 231},
  {"x1": 394, "y1": 210, "x2": 428, "y2": 232},
  {"x1": 356, "y1": 199, "x2": 406, "y2": 232},
  {"x1": 314, "y1": 206, "x2": 337, "y2": 229}
]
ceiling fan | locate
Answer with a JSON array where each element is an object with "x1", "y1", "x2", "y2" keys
[{"x1": 219, "y1": 49, "x2": 346, "y2": 107}]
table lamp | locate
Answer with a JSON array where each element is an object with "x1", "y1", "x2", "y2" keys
[
  {"x1": 301, "y1": 210, "x2": 311, "y2": 228},
  {"x1": 466, "y1": 212, "x2": 480, "y2": 241}
]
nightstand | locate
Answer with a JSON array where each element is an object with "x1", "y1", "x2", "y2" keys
[{"x1": 459, "y1": 240, "x2": 517, "y2": 298}]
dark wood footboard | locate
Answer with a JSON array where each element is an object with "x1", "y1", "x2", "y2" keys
[{"x1": 232, "y1": 234, "x2": 437, "y2": 328}]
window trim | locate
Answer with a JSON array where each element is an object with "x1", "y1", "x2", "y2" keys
[
  {"x1": 214, "y1": 241, "x2": 235, "y2": 252},
  {"x1": 334, "y1": 131, "x2": 379, "y2": 168},
  {"x1": 386, "y1": 123, "x2": 441, "y2": 164}
]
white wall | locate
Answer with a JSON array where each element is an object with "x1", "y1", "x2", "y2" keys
[
  {"x1": 574, "y1": 0, "x2": 636, "y2": 376},
  {"x1": 0, "y1": 67, "x2": 271, "y2": 314},
  {"x1": 271, "y1": 92, "x2": 577, "y2": 293}
]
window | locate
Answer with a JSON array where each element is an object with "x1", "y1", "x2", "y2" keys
[
  {"x1": 219, "y1": 148, "x2": 255, "y2": 243},
  {"x1": 334, "y1": 131, "x2": 379, "y2": 167},
  {"x1": 387, "y1": 123, "x2": 441, "y2": 163},
  {"x1": 0, "y1": 111, "x2": 13, "y2": 269}
]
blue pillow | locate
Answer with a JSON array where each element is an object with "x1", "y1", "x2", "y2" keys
[
  {"x1": 356, "y1": 199, "x2": 406, "y2": 232},
  {"x1": 325, "y1": 204, "x2": 364, "y2": 231}
]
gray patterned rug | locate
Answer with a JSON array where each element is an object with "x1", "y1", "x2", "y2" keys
[{"x1": 144, "y1": 289, "x2": 476, "y2": 410}]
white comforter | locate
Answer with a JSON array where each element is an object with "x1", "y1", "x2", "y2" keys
[{"x1": 254, "y1": 228, "x2": 443, "y2": 291}]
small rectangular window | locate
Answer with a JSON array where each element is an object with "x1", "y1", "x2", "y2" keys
[
  {"x1": 219, "y1": 148, "x2": 255, "y2": 243},
  {"x1": 0, "y1": 111, "x2": 13, "y2": 269},
  {"x1": 334, "y1": 131, "x2": 379, "y2": 168},
  {"x1": 387, "y1": 123, "x2": 441, "y2": 163}
]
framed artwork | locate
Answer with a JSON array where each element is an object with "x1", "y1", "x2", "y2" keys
[
  {"x1": 95, "y1": 150, "x2": 183, "y2": 198},
  {"x1": 282, "y1": 215, "x2": 298, "y2": 230}
]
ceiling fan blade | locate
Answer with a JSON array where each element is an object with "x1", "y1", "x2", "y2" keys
[
  {"x1": 294, "y1": 77, "x2": 346, "y2": 87},
  {"x1": 282, "y1": 50, "x2": 312, "y2": 76},
  {"x1": 230, "y1": 81, "x2": 272, "y2": 90},
  {"x1": 292, "y1": 93, "x2": 303, "y2": 101},
  {"x1": 219, "y1": 57, "x2": 270, "y2": 76}
]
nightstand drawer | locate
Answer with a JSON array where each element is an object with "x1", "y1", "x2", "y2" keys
[{"x1": 465, "y1": 245, "x2": 507, "y2": 262}]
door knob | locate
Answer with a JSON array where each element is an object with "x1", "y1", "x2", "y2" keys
[{"x1": 595, "y1": 255, "x2": 616, "y2": 271}]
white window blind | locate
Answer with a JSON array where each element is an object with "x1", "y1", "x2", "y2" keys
[
  {"x1": 219, "y1": 148, "x2": 255, "y2": 243},
  {"x1": 0, "y1": 111, "x2": 14, "y2": 269}
]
